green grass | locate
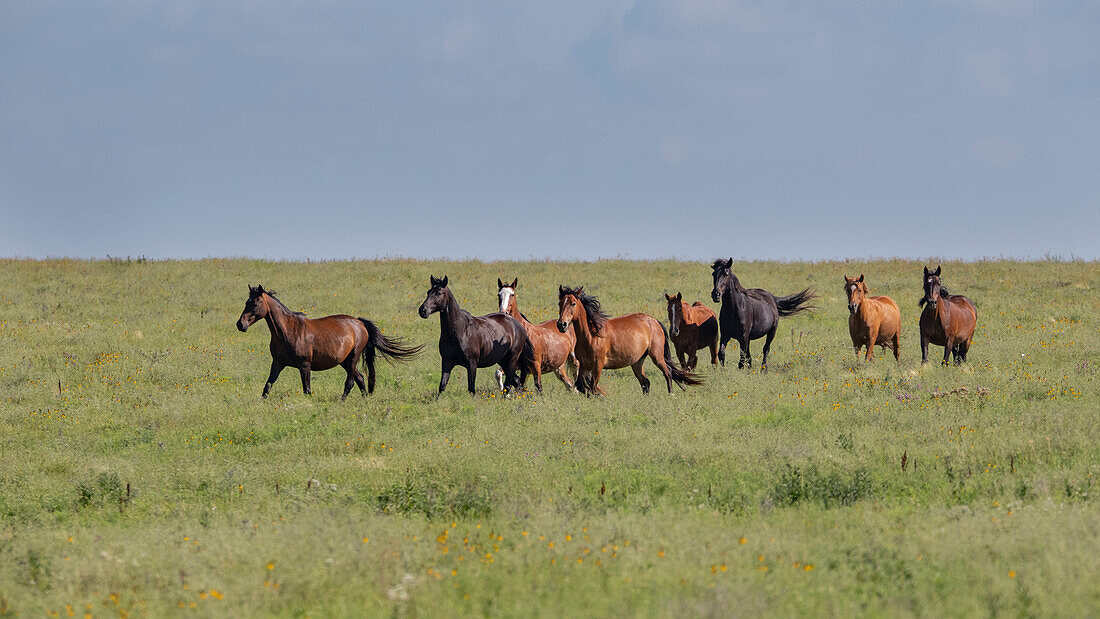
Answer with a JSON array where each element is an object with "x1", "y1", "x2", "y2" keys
[{"x1": 1, "y1": 258, "x2": 1098, "y2": 617}]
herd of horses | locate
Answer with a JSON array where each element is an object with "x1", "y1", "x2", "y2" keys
[{"x1": 235, "y1": 263, "x2": 978, "y2": 399}]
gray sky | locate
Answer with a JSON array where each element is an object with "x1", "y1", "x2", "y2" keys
[{"x1": 2, "y1": 1, "x2": 1098, "y2": 261}]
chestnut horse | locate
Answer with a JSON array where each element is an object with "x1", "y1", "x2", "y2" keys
[
  {"x1": 843, "y1": 274, "x2": 900, "y2": 362},
  {"x1": 418, "y1": 275, "x2": 534, "y2": 394},
  {"x1": 919, "y1": 266, "x2": 977, "y2": 365},
  {"x1": 557, "y1": 286, "x2": 702, "y2": 395},
  {"x1": 236, "y1": 285, "x2": 423, "y2": 399},
  {"x1": 494, "y1": 278, "x2": 578, "y2": 392},
  {"x1": 710, "y1": 258, "x2": 817, "y2": 370},
  {"x1": 664, "y1": 292, "x2": 718, "y2": 370}
]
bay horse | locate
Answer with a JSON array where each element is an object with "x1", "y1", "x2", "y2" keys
[
  {"x1": 843, "y1": 274, "x2": 900, "y2": 362},
  {"x1": 918, "y1": 266, "x2": 977, "y2": 365},
  {"x1": 494, "y1": 278, "x2": 578, "y2": 392},
  {"x1": 556, "y1": 286, "x2": 702, "y2": 395},
  {"x1": 236, "y1": 285, "x2": 423, "y2": 399},
  {"x1": 709, "y1": 258, "x2": 817, "y2": 370},
  {"x1": 664, "y1": 292, "x2": 718, "y2": 370},
  {"x1": 418, "y1": 275, "x2": 534, "y2": 394}
]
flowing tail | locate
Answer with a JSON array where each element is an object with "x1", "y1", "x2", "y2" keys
[
  {"x1": 775, "y1": 288, "x2": 817, "y2": 317},
  {"x1": 660, "y1": 322, "x2": 703, "y2": 388},
  {"x1": 359, "y1": 318, "x2": 425, "y2": 394}
]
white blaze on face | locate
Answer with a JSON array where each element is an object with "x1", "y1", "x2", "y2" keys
[{"x1": 498, "y1": 287, "x2": 515, "y2": 313}]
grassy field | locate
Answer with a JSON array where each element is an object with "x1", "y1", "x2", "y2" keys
[{"x1": 1, "y1": 258, "x2": 1097, "y2": 617}]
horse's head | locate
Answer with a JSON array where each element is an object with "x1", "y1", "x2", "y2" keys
[
  {"x1": 237, "y1": 285, "x2": 271, "y2": 332},
  {"x1": 557, "y1": 285, "x2": 581, "y2": 333},
  {"x1": 920, "y1": 266, "x2": 943, "y2": 309},
  {"x1": 843, "y1": 274, "x2": 866, "y2": 314},
  {"x1": 419, "y1": 275, "x2": 449, "y2": 318},
  {"x1": 711, "y1": 257, "x2": 734, "y2": 303},
  {"x1": 665, "y1": 292, "x2": 684, "y2": 337},
  {"x1": 497, "y1": 277, "x2": 518, "y2": 314}
]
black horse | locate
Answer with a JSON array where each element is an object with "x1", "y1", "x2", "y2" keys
[
  {"x1": 709, "y1": 258, "x2": 817, "y2": 370},
  {"x1": 418, "y1": 275, "x2": 534, "y2": 394}
]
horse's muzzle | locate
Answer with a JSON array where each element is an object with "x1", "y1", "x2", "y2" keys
[
  {"x1": 418, "y1": 306, "x2": 428, "y2": 318},
  {"x1": 557, "y1": 321, "x2": 568, "y2": 333},
  {"x1": 670, "y1": 326, "x2": 680, "y2": 337},
  {"x1": 236, "y1": 320, "x2": 248, "y2": 332},
  {"x1": 848, "y1": 303, "x2": 858, "y2": 314},
  {"x1": 711, "y1": 291, "x2": 720, "y2": 303}
]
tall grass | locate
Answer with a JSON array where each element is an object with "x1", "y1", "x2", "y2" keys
[{"x1": 0, "y1": 258, "x2": 1097, "y2": 616}]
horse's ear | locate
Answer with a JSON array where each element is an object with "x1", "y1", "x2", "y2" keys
[
  {"x1": 430, "y1": 275, "x2": 440, "y2": 286},
  {"x1": 843, "y1": 275, "x2": 853, "y2": 283},
  {"x1": 923, "y1": 266, "x2": 930, "y2": 276},
  {"x1": 510, "y1": 278, "x2": 517, "y2": 289},
  {"x1": 440, "y1": 275, "x2": 448, "y2": 287},
  {"x1": 725, "y1": 257, "x2": 733, "y2": 269},
  {"x1": 675, "y1": 292, "x2": 682, "y2": 301},
  {"x1": 497, "y1": 278, "x2": 504, "y2": 289},
  {"x1": 664, "y1": 292, "x2": 672, "y2": 301},
  {"x1": 934, "y1": 266, "x2": 941, "y2": 276},
  {"x1": 559, "y1": 285, "x2": 565, "y2": 296},
  {"x1": 858, "y1": 274, "x2": 864, "y2": 282},
  {"x1": 257, "y1": 284, "x2": 265, "y2": 294}
]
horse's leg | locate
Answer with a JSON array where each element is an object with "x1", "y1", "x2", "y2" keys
[
  {"x1": 630, "y1": 359, "x2": 652, "y2": 394},
  {"x1": 959, "y1": 339, "x2": 970, "y2": 363},
  {"x1": 494, "y1": 369, "x2": 506, "y2": 393},
  {"x1": 466, "y1": 361, "x2": 478, "y2": 394},
  {"x1": 718, "y1": 336, "x2": 729, "y2": 367},
  {"x1": 298, "y1": 362, "x2": 312, "y2": 395},
  {"x1": 920, "y1": 332, "x2": 930, "y2": 365},
  {"x1": 760, "y1": 328, "x2": 776, "y2": 372},
  {"x1": 865, "y1": 325, "x2": 879, "y2": 362},
  {"x1": 262, "y1": 360, "x2": 285, "y2": 399},
  {"x1": 341, "y1": 359, "x2": 356, "y2": 401},
  {"x1": 942, "y1": 337, "x2": 954, "y2": 366},
  {"x1": 892, "y1": 332, "x2": 901, "y2": 362},
  {"x1": 553, "y1": 365, "x2": 576, "y2": 391},
  {"x1": 438, "y1": 360, "x2": 454, "y2": 395},
  {"x1": 737, "y1": 339, "x2": 749, "y2": 369},
  {"x1": 590, "y1": 366, "x2": 604, "y2": 396},
  {"x1": 709, "y1": 340, "x2": 719, "y2": 366}
]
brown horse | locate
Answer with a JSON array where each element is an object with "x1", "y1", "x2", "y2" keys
[
  {"x1": 557, "y1": 286, "x2": 702, "y2": 395},
  {"x1": 919, "y1": 266, "x2": 977, "y2": 365},
  {"x1": 236, "y1": 285, "x2": 423, "y2": 399},
  {"x1": 664, "y1": 292, "x2": 718, "y2": 370},
  {"x1": 494, "y1": 278, "x2": 578, "y2": 392},
  {"x1": 843, "y1": 274, "x2": 900, "y2": 362}
]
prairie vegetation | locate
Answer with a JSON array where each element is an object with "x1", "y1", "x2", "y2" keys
[{"x1": 0, "y1": 258, "x2": 1097, "y2": 616}]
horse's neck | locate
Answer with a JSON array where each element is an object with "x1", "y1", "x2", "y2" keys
[
  {"x1": 572, "y1": 308, "x2": 599, "y2": 351},
  {"x1": 264, "y1": 302, "x2": 299, "y2": 344},
  {"x1": 724, "y1": 288, "x2": 744, "y2": 315},
  {"x1": 439, "y1": 292, "x2": 468, "y2": 336},
  {"x1": 507, "y1": 300, "x2": 528, "y2": 325}
]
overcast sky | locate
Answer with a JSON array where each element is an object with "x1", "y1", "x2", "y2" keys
[{"x1": 2, "y1": 1, "x2": 1097, "y2": 261}]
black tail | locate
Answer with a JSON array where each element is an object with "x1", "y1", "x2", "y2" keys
[
  {"x1": 660, "y1": 322, "x2": 703, "y2": 388},
  {"x1": 359, "y1": 318, "x2": 424, "y2": 394},
  {"x1": 775, "y1": 288, "x2": 817, "y2": 317}
]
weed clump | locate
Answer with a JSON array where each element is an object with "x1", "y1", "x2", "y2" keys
[
  {"x1": 770, "y1": 463, "x2": 874, "y2": 508},
  {"x1": 375, "y1": 478, "x2": 492, "y2": 520}
]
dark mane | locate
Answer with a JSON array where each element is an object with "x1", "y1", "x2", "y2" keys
[
  {"x1": 264, "y1": 291, "x2": 306, "y2": 316},
  {"x1": 710, "y1": 258, "x2": 728, "y2": 269},
  {"x1": 559, "y1": 285, "x2": 609, "y2": 336}
]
